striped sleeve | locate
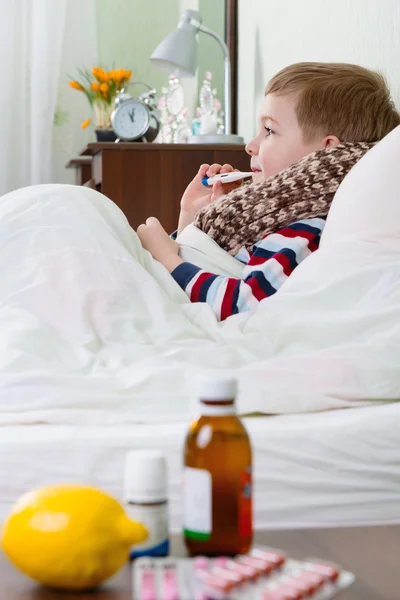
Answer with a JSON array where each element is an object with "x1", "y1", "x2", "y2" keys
[{"x1": 170, "y1": 217, "x2": 326, "y2": 321}]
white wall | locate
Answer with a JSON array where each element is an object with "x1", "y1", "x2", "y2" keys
[{"x1": 238, "y1": 0, "x2": 400, "y2": 141}]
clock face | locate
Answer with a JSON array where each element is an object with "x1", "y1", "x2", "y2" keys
[{"x1": 111, "y1": 99, "x2": 150, "y2": 140}]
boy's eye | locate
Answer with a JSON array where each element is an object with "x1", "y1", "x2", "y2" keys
[{"x1": 264, "y1": 127, "x2": 274, "y2": 136}]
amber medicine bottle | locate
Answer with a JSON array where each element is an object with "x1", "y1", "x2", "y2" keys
[{"x1": 183, "y1": 377, "x2": 252, "y2": 556}]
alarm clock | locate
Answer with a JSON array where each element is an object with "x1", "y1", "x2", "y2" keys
[{"x1": 111, "y1": 88, "x2": 160, "y2": 142}]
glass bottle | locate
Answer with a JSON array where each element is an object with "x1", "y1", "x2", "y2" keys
[
  {"x1": 199, "y1": 71, "x2": 215, "y2": 115},
  {"x1": 183, "y1": 377, "x2": 252, "y2": 556}
]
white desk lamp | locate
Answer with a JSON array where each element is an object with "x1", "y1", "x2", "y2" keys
[{"x1": 150, "y1": 9, "x2": 244, "y2": 144}]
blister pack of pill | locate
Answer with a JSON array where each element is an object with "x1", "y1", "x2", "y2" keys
[{"x1": 131, "y1": 546, "x2": 355, "y2": 600}]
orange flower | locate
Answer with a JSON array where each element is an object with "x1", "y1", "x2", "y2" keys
[
  {"x1": 81, "y1": 118, "x2": 91, "y2": 129},
  {"x1": 91, "y1": 81, "x2": 100, "y2": 91},
  {"x1": 109, "y1": 69, "x2": 120, "y2": 83},
  {"x1": 69, "y1": 80, "x2": 84, "y2": 91},
  {"x1": 100, "y1": 82, "x2": 109, "y2": 93},
  {"x1": 124, "y1": 69, "x2": 132, "y2": 81},
  {"x1": 92, "y1": 67, "x2": 107, "y2": 82}
]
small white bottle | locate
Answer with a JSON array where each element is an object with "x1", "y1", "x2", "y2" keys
[{"x1": 124, "y1": 449, "x2": 169, "y2": 559}]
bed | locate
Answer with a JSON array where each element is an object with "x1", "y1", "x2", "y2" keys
[
  {"x1": 2, "y1": 403, "x2": 400, "y2": 530},
  {"x1": 1, "y1": 124, "x2": 400, "y2": 531}
]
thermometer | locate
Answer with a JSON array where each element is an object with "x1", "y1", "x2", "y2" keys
[{"x1": 202, "y1": 171, "x2": 254, "y2": 186}]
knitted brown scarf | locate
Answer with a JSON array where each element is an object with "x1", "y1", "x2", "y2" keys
[{"x1": 194, "y1": 142, "x2": 375, "y2": 256}]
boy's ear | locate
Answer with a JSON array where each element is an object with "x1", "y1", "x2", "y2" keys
[{"x1": 324, "y1": 135, "x2": 341, "y2": 148}]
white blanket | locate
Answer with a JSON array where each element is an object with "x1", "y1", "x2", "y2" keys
[{"x1": 0, "y1": 182, "x2": 398, "y2": 425}]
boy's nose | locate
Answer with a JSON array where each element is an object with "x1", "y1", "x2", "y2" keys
[{"x1": 245, "y1": 137, "x2": 258, "y2": 156}]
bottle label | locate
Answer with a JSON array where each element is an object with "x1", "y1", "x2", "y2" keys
[
  {"x1": 183, "y1": 467, "x2": 212, "y2": 541},
  {"x1": 239, "y1": 467, "x2": 252, "y2": 537},
  {"x1": 126, "y1": 503, "x2": 169, "y2": 558}
]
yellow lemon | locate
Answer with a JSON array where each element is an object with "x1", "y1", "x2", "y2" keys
[{"x1": 1, "y1": 484, "x2": 148, "y2": 590}]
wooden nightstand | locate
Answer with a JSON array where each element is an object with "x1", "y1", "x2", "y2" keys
[
  {"x1": 79, "y1": 142, "x2": 250, "y2": 232},
  {"x1": 65, "y1": 158, "x2": 92, "y2": 186}
]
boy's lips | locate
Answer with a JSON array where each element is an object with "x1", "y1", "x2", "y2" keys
[{"x1": 251, "y1": 166, "x2": 262, "y2": 172}]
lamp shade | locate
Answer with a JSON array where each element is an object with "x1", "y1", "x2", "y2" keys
[{"x1": 150, "y1": 24, "x2": 198, "y2": 78}]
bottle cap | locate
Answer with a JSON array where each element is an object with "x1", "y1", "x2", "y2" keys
[
  {"x1": 124, "y1": 450, "x2": 167, "y2": 503},
  {"x1": 196, "y1": 375, "x2": 237, "y2": 401}
]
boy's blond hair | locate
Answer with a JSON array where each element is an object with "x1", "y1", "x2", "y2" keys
[{"x1": 265, "y1": 62, "x2": 400, "y2": 142}]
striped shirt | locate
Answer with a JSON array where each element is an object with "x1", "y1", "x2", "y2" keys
[{"x1": 171, "y1": 217, "x2": 326, "y2": 321}]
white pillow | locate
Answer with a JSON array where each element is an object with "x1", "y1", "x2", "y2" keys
[{"x1": 321, "y1": 124, "x2": 400, "y2": 250}]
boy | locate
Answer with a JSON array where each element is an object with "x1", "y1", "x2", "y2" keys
[{"x1": 138, "y1": 62, "x2": 399, "y2": 321}]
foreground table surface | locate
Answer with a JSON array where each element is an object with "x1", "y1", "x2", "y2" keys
[{"x1": 1, "y1": 525, "x2": 399, "y2": 599}]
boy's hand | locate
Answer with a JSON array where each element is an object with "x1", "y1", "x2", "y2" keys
[
  {"x1": 137, "y1": 217, "x2": 183, "y2": 272},
  {"x1": 178, "y1": 163, "x2": 243, "y2": 233}
]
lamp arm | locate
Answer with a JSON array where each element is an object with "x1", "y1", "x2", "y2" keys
[{"x1": 198, "y1": 24, "x2": 231, "y2": 135}]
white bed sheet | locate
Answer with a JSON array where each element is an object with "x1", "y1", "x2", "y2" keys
[{"x1": 1, "y1": 403, "x2": 399, "y2": 530}]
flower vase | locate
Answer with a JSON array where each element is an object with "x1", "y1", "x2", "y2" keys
[{"x1": 93, "y1": 102, "x2": 117, "y2": 142}]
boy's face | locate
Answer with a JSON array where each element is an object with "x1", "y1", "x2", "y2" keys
[{"x1": 246, "y1": 93, "x2": 335, "y2": 182}]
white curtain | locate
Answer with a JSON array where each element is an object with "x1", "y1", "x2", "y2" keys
[
  {"x1": 0, "y1": 0, "x2": 66, "y2": 196},
  {"x1": 51, "y1": 0, "x2": 99, "y2": 185}
]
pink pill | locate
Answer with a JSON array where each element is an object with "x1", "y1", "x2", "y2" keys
[
  {"x1": 272, "y1": 583, "x2": 305, "y2": 599},
  {"x1": 196, "y1": 570, "x2": 235, "y2": 592},
  {"x1": 296, "y1": 570, "x2": 325, "y2": 588},
  {"x1": 140, "y1": 569, "x2": 157, "y2": 600},
  {"x1": 237, "y1": 555, "x2": 274, "y2": 575},
  {"x1": 227, "y1": 560, "x2": 259, "y2": 581},
  {"x1": 162, "y1": 568, "x2": 179, "y2": 600},
  {"x1": 212, "y1": 566, "x2": 244, "y2": 584},
  {"x1": 305, "y1": 562, "x2": 340, "y2": 581},
  {"x1": 251, "y1": 549, "x2": 286, "y2": 567},
  {"x1": 282, "y1": 576, "x2": 318, "y2": 595},
  {"x1": 263, "y1": 591, "x2": 296, "y2": 600}
]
